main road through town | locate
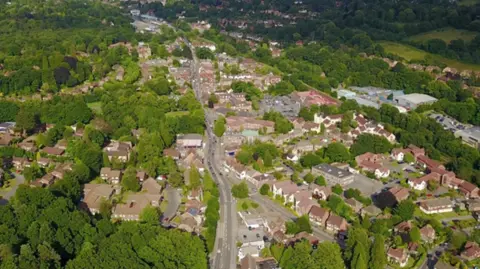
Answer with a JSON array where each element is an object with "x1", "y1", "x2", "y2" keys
[{"x1": 184, "y1": 37, "x2": 237, "y2": 269}]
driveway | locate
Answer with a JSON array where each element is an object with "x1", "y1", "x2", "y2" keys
[
  {"x1": 162, "y1": 186, "x2": 181, "y2": 221},
  {"x1": 0, "y1": 173, "x2": 25, "y2": 204}
]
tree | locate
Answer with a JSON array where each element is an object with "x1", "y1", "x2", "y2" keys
[
  {"x1": 303, "y1": 173, "x2": 314, "y2": 184},
  {"x1": 403, "y1": 152, "x2": 414, "y2": 163},
  {"x1": 16, "y1": 108, "x2": 38, "y2": 134},
  {"x1": 140, "y1": 206, "x2": 160, "y2": 225},
  {"x1": 231, "y1": 182, "x2": 249, "y2": 198},
  {"x1": 121, "y1": 167, "x2": 140, "y2": 192},
  {"x1": 427, "y1": 180, "x2": 439, "y2": 191},
  {"x1": 409, "y1": 226, "x2": 421, "y2": 242},
  {"x1": 260, "y1": 184, "x2": 270, "y2": 195},
  {"x1": 331, "y1": 184, "x2": 343, "y2": 195},
  {"x1": 189, "y1": 166, "x2": 202, "y2": 190},
  {"x1": 450, "y1": 231, "x2": 467, "y2": 250},
  {"x1": 315, "y1": 176, "x2": 326, "y2": 186},
  {"x1": 394, "y1": 200, "x2": 415, "y2": 221},
  {"x1": 324, "y1": 143, "x2": 350, "y2": 162},
  {"x1": 213, "y1": 116, "x2": 226, "y2": 137},
  {"x1": 313, "y1": 242, "x2": 346, "y2": 269},
  {"x1": 369, "y1": 235, "x2": 387, "y2": 269},
  {"x1": 263, "y1": 151, "x2": 273, "y2": 167},
  {"x1": 85, "y1": 129, "x2": 105, "y2": 147}
]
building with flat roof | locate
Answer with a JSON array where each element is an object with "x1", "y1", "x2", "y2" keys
[
  {"x1": 454, "y1": 127, "x2": 480, "y2": 149},
  {"x1": 393, "y1": 93, "x2": 437, "y2": 109},
  {"x1": 312, "y1": 163, "x2": 354, "y2": 186}
]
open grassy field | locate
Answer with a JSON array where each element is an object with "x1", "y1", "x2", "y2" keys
[
  {"x1": 379, "y1": 41, "x2": 480, "y2": 71},
  {"x1": 87, "y1": 102, "x2": 102, "y2": 114},
  {"x1": 408, "y1": 27, "x2": 478, "y2": 43}
]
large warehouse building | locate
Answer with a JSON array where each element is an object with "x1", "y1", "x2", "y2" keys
[{"x1": 393, "y1": 93, "x2": 437, "y2": 109}]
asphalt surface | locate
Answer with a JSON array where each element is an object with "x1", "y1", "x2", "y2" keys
[
  {"x1": 185, "y1": 38, "x2": 237, "y2": 269},
  {"x1": 0, "y1": 173, "x2": 25, "y2": 204},
  {"x1": 162, "y1": 186, "x2": 181, "y2": 221}
]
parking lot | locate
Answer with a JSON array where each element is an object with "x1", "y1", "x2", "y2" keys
[
  {"x1": 429, "y1": 113, "x2": 470, "y2": 132},
  {"x1": 344, "y1": 174, "x2": 384, "y2": 197}
]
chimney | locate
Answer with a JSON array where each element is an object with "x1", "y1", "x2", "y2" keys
[{"x1": 129, "y1": 201, "x2": 135, "y2": 208}]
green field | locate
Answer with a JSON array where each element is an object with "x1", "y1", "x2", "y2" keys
[
  {"x1": 408, "y1": 27, "x2": 479, "y2": 43},
  {"x1": 165, "y1": 111, "x2": 190, "y2": 117},
  {"x1": 87, "y1": 102, "x2": 102, "y2": 114},
  {"x1": 379, "y1": 41, "x2": 480, "y2": 71}
]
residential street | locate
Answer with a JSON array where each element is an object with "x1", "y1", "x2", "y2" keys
[{"x1": 162, "y1": 186, "x2": 181, "y2": 222}]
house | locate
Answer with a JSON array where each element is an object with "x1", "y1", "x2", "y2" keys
[
  {"x1": 81, "y1": 184, "x2": 116, "y2": 215},
  {"x1": 188, "y1": 188, "x2": 203, "y2": 201},
  {"x1": 466, "y1": 199, "x2": 480, "y2": 212},
  {"x1": 360, "y1": 205, "x2": 382, "y2": 217},
  {"x1": 55, "y1": 139, "x2": 68, "y2": 150},
  {"x1": 136, "y1": 171, "x2": 147, "y2": 182},
  {"x1": 458, "y1": 181, "x2": 479, "y2": 199},
  {"x1": 291, "y1": 140, "x2": 314, "y2": 155},
  {"x1": 387, "y1": 247, "x2": 409, "y2": 267},
  {"x1": 286, "y1": 152, "x2": 299, "y2": 162},
  {"x1": 408, "y1": 172, "x2": 442, "y2": 191},
  {"x1": 240, "y1": 255, "x2": 277, "y2": 269},
  {"x1": 176, "y1": 134, "x2": 204, "y2": 149},
  {"x1": 141, "y1": 177, "x2": 162, "y2": 194},
  {"x1": 271, "y1": 181, "x2": 299, "y2": 203},
  {"x1": 325, "y1": 213, "x2": 348, "y2": 234},
  {"x1": 31, "y1": 173, "x2": 56, "y2": 188},
  {"x1": 309, "y1": 184, "x2": 331, "y2": 200},
  {"x1": 225, "y1": 116, "x2": 275, "y2": 133},
  {"x1": 18, "y1": 140, "x2": 36, "y2": 152},
  {"x1": 355, "y1": 152, "x2": 384, "y2": 164},
  {"x1": 461, "y1": 241, "x2": 480, "y2": 261},
  {"x1": 308, "y1": 205, "x2": 330, "y2": 226},
  {"x1": 100, "y1": 167, "x2": 122, "y2": 185},
  {"x1": 419, "y1": 224, "x2": 436, "y2": 243},
  {"x1": 104, "y1": 140, "x2": 132, "y2": 162},
  {"x1": 250, "y1": 173, "x2": 275, "y2": 188},
  {"x1": 37, "y1": 158, "x2": 50, "y2": 168},
  {"x1": 163, "y1": 148, "x2": 180, "y2": 160},
  {"x1": 416, "y1": 155, "x2": 444, "y2": 170},
  {"x1": 358, "y1": 161, "x2": 390, "y2": 178},
  {"x1": 178, "y1": 212, "x2": 203, "y2": 233},
  {"x1": 394, "y1": 221, "x2": 413, "y2": 233},
  {"x1": 42, "y1": 147, "x2": 65, "y2": 156},
  {"x1": 51, "y1": 162, "x2": 73, "y2": 179},
  {"x1": 391, "y1": 148, "x2": 406, "y2": 162},
  {"x1": 224, "y1": 157, "x2": 247, "y2": 179},
  {"x1": 419, "y1": 198, "x2": 453, "y2": 214},
  {"x1": 345, "y1": 198, "x2": 363, "y2": 213},
  {"x1": 376, "y1": 187, "x2": 410, "y2": 209},
  {"x1": 312, "y1": 163, "x2": 354, "y2": 187},
  {"x1": 12, "y1": 157, "x2": 30, "y2": 171},
  {"x1": 112, "y1": 193, "x2": 162, "y2": 221},
  {"x1": 293, "y1": 190, "x2": 315, "y2": 215}
]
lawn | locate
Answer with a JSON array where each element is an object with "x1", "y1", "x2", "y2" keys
[
  {"x1": 408, "y1": 28, "x2": 479, "y2": 43},
  {"x1": 165, "y1": 111, "x2": 190, "y2": 117},
  {"x1": 414, "y1": 208, "x2": 470, "y2": 220},
  {"x1": 87, "y1": 102, "x2": 102, "y2": 114},
  {"x1": 379, "y1": 41, "x2": 480, "y2": 71},
  {"x1": 236, "y1": 199, "x2": 259, "y2": 212}
]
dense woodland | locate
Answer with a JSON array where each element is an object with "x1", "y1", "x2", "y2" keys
[{"x1": 0, "y1": 0, "x2": 136, "y2": 95}]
